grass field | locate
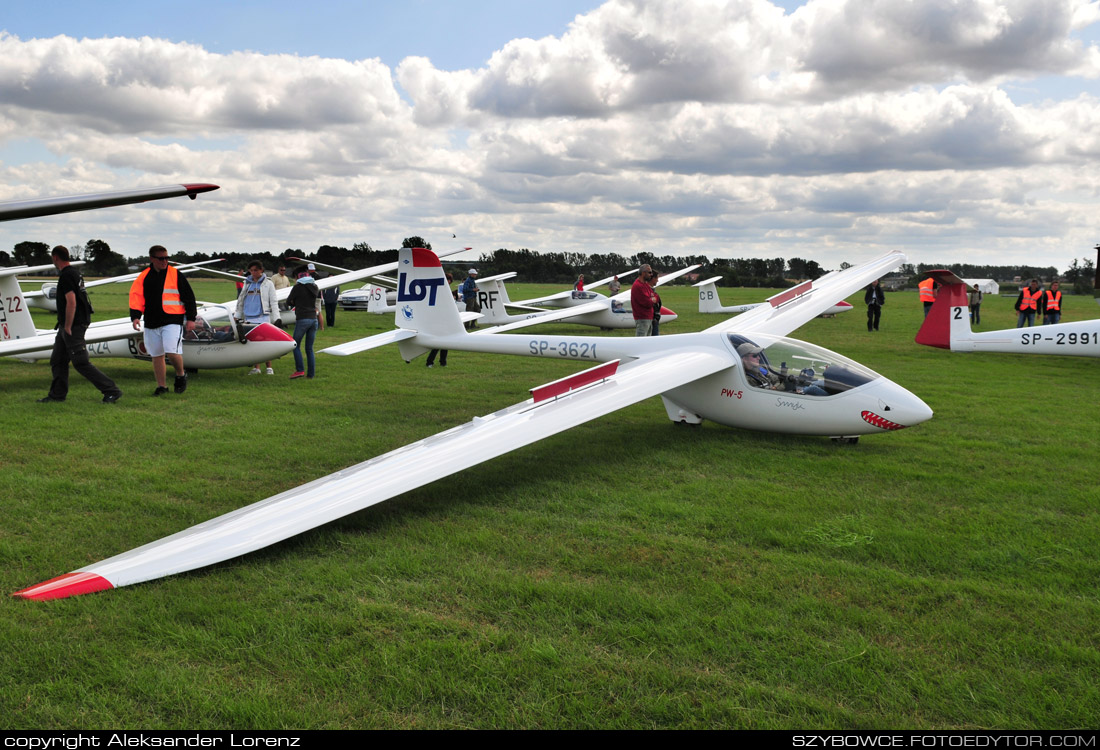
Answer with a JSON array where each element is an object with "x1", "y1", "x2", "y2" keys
[{"x1": 1, "y1": 276, "x2": 1097, "y2": 729}]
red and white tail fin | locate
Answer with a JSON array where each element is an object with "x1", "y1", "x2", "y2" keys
[
  {"x1": 914, "y1": 270, "x2": 972, "y2": 350},
  {"x1": 394, "y1": 248, "x2": 465, "y2": 337},
  {"x1": 0, "y1": 264, "x2": 50, "y2": 342}
]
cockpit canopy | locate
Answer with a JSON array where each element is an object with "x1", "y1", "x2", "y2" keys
[
  {"x1": 185, "y1": 305, "x2": 237, "y2": 342},
  {"x1": 727, "y1": 333, "x2": 880, "y2": 395}
]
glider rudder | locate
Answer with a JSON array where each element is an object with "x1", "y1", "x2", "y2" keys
[{"x1": 914, "y1": 271, "x2": 971, "y2": 350}]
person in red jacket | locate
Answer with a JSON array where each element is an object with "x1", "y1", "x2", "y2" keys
[{"x1": 631, "y1": 264, "x2": 657, "y2": 336}]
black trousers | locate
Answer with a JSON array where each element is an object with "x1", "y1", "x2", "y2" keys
[
  {"x1": 867, "y1": 305, "x2": 881, "y2": 331},
  {"x1": 48, "y1": 325, "x2": 118, "y2": 399},
  {"x1": 325, "y1": 302, "x2": 337, "y2": 327}
]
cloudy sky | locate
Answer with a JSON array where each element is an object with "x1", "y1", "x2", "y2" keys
[{"x1": 1, "y1": 0, "x2": 1098, "y2": 271}]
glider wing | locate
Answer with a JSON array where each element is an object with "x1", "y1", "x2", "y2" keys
[
  {"x1": 0, "y1": 184, "x2": 219, "y2": 222},
  {"x1": 15, "y1": 348, "x2": 732, "y2": 599}
]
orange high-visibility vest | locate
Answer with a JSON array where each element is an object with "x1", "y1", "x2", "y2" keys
[
  {"x1": 1045, "y1": 290, "x2": 1061, "y2": 311},
  {"x1": 129, "y1": 265, "x2": 185, "y2": 315},
  {"x1": 1020, "y1": 288, "x2": 1042, "y2": 311},
  {"x1": 919, "y1": 279, "x2": 935, "y2": 303}
]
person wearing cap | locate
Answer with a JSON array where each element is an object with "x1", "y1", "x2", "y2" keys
[
  {"x1": 460, "y1": 268, "x2": 480, "y2": 329},
  {"x1": 739, "y1": 342, "x2": 827, "y2": 396}
]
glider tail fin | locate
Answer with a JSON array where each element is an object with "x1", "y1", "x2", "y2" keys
[
  {"x1": 0, "y1": 268, "x2": 41, "y2": 342},
  {"x1": 914, "y1": 271, "x2": 972, "y2": 350},
  {"x1": 366, "y1": 285, "x2": 389, "y2": 314},
  {"x1": 394, "y1": 248, "x2": 465, "y2": 337},
  {"x1": 697, "y1": 281, "x2": 723, "y2": 313},
  {"x1": 474, "y1": 277, "x2": 512, "y2": 325}
]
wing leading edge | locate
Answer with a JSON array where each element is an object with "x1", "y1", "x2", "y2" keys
[
  {"x1": 0, "y1": 184, "x2": 219, "y2": 222},
  {"x1": 15, "y1": 348, "x2": 733, "y2": 600},
  {"x1": 706, "y1": 251, "x2": 906, "y2": 337}
]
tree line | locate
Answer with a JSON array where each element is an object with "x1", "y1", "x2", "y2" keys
[{"x1": 6, "y1": 237, "x2": 1096, "y2": 293}]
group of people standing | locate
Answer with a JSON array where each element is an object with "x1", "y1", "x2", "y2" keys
[
  {"x1": 37, "y1": 248, "x2": 340, "y2": 404},
  {"x1": 236, "y1": 260, "x2": 333, "y2": 379},
  {"x1": 1013, "y1": 278, "x2": 1063, "y2": 328},
  {"x1": 863, "y1": 275, "x2": 1065, "y2": 333}
]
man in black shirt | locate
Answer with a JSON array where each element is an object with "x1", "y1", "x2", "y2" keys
[{"x1": 37, "y1": 246, "x2": 122, "y2": 403}]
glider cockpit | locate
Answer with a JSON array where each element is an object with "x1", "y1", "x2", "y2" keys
[{"x1": 726, "y1": 334, "x2": 880, "y2": 398}]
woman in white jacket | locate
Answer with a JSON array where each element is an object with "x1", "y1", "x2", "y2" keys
[{"x1": 236, "y1": 260, "x2": 282, "y2": 374}]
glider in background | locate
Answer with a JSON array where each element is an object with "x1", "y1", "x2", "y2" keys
[
  {"x1": 472, "y1": 265, "x2": 698, "y2": 333},
  {"x1": 915, "y1": 270, "x2": 1099, "y2": 358},
  {"x1": 22, "y1": 259, "x2": 225, "y2": 313},
  {"x1": 14, "y1": 248, "x2": 932, "y2": 600},
  {"x1": 693, "y1": 276, "x2": 853, "y2": 317}
]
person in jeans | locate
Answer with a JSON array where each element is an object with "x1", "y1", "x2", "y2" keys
[{"x1": 286, "y1": 267, "x2": 321, "y2": 379}]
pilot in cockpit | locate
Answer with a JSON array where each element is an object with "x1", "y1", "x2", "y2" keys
[{"x1": 737, "y1": 341, "x2": 828, "y2": 396}]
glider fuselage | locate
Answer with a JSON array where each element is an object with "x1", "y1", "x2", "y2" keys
[{"x1": 405, "y1": 329, "x2": 930, "y2": 437}]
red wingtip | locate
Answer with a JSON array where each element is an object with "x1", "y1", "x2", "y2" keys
[
  {"x1": 13, "y1": 572, "x2": 114, "y2": 601},
  {"x1": 181, "y1": 183, "x2": 219, "y2": 195}
]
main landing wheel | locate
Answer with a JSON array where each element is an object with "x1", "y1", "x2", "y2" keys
[{"x1": 831, "y1": 436, "x2": 859, "y2": 445}]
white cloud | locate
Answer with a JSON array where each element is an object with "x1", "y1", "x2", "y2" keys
[{"x1": 1, "y1": 1, "x2": 1099, "y2": 269}]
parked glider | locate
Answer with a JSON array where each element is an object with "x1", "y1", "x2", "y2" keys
[
  {"x1": 14, "y1": 248, "x2": 932, "y2": 600},
  {"x1": 694, "y1": 277, "x2": 853, "y2": 317},
  {"x1": 915, "y1": 270, "x2": 1099, "y2": 357},
  {"x1": 22, "y1": 259, "x2": 225, "y2": 313},
  {"x1": 1, "y1": 183, "x2": 230, "y2": 360},
  {"x1": 473, "y1": 265, "x2": 698, "y2": 332}
]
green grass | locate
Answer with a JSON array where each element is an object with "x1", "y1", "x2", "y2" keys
[{"x1": 1, "y1": 277, "x2": 1097, "y2": 729}]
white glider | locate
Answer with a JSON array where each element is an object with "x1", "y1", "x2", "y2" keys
[
  {"x1": 14, "y1": 248, "x2": 932, "y2": 600},
  {"x1": 473, "y1": 265, "x2": 699, "y2": 333},
  {"x1": 694, "y1": 276, "x2": 853, "y2": 317},
  {"x1": 915, "y1": 270, "x2": 1099, "y2": 357}
]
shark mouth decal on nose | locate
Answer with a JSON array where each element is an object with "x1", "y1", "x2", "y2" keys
[{"x1": 861, "y1": 410, "x2": 907, "y2": 430}]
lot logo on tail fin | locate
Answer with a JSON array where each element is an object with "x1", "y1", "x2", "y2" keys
[{"x1": 397, "y1": 273, "x2": 445, "y2": 305}]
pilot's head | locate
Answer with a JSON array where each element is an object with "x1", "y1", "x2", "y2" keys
[{"x1": 737, "y1": 342, "x2": 764, "y2": 367}]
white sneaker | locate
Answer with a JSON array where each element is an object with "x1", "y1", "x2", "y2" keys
[
  {"x1": 266, "y1": 367, "x2": 275, "y2": 375},
  {"x1": 249, "y1": 367, "x2": 261, "y2": 375}
]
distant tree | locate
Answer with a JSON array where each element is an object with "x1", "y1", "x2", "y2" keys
[
  {"x1": 85, "y1": 238, "x2": 128, "y2": 275},
  {"x1": 1074, "y1": 257, "x2": 1096, "y2": 295},
  {"x1": 13, "y1": 241, "x2": 50, "y2": 266},
  {"x1": 69, "y1": 242, "x2": 85, "y2": 261},
  {"x1": 402, "y1": 236, "x2": 431, "y2": 250},
  {"x1": 315, "y1": 245, "x2": 348, "y2": 267},
  {"x1": 0, "y1": 250, "x2": 10, "y2": 265}
]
